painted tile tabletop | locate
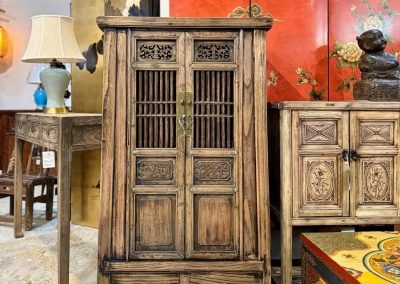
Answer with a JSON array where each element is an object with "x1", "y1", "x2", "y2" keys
[{"x1": 302, "y1": 231, "x2": 400, "y2": 283}]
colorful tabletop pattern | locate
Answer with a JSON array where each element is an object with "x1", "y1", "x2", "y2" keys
[{"x1": 302, "y1": 231, "x2": 400, "y2": 283}]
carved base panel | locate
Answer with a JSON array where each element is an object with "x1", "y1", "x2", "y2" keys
[{"x1": 110, "y1": 273, "x2": 263, "y2": 284}]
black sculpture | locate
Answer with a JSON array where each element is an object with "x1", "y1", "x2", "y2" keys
[{"x1": 353, "y1": 29, "x2": 400, "y2": 101}]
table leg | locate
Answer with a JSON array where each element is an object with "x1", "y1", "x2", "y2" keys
[
  {"x1": 14, "y1": 138, "x2": 23, "y2": 238},
  {"x1": 57, "y1": 147, "x2": 72, "y2": 284}
]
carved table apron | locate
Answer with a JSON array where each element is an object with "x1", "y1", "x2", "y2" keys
[{"x1": 14, "y1": 112, "x2": 102, "y2": 284}]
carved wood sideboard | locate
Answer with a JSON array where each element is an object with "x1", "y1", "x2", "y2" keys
[
  {"x1": 97, "y1": 17, "x2": 272, "y2": 283},
  {"x1": 269, "y1": 101, "x2": 400, "y2": 283}
]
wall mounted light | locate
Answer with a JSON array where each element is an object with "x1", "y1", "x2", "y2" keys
[{"x1": 0, "y1": 25, "x2": 7, "y2": 58}]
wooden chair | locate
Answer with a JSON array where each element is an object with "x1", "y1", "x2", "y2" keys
[{"x1": 0, "y1": 144, "x2": 55, "y2": 230}]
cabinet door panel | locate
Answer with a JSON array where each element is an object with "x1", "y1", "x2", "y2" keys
[
  {"x1": 135, "y1": 194, "x2": 176, "y2": 250},
  {"x1": 293, "y1": 111, "x2": 349, "y2": 217},
  {"x1": 351, "y1": 111, "x2": 400, "y2": 217},
  {"x1": 185, "y1": 31, "x2": 240, "y2": 259},
  {"x1": 129, "y1": 31, "x2": 185, "y2": 259}
]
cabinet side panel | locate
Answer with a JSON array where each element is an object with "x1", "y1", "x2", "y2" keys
[
  {"x1": 112, "y1": 29, "x2": 128, "y2": 260},
  {"x1": 253, "y1": 29, "x2": 270, "y2": 279},
  {"x1": 242, "y1": 30, "x2": 258, "y2": 260},
  {"x1": 99, "y1": 28, "x2": 117, "y2": 278}
]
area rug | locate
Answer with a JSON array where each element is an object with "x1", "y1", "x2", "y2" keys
[{"x1": 0, "y1": 196, "x2": 98, "y2": 283}]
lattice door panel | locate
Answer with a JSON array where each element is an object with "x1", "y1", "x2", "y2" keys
[
  {"x1": 184, "y1": 32, "x2": 240, "y2": 260},
  {"x1": 135, "y1": 70, "x2": 177, "y2": 148},
  {"x1": 193, "y1": 70, "x2": 234, "y2": 149},
  {"x1": 129, "y1": 31, "x2": 185, "y2": 260}
]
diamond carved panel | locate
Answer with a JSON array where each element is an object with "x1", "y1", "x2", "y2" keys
[
  {"x1": 360, "y1": 122, "x2": 394, "y2": 145},
  {"x1": 301, "y1": 120, "x2": 337, "y2": 145}
]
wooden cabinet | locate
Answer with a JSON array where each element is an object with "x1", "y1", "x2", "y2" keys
[
  {"x1": 98, "y1": 17, "x2": 272, "y2": 283},
  {"x1": 269, "y1": 101, "x2": 400, "y2": 283}
]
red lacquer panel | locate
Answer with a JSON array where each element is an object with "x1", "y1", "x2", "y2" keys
[
  {"x1": 329, "y1": 0, "x2": 400, "y2": 101},
  {"x1": 170, "y1": 0, "x2": 400, "y2": 102},
  {"x1": 170, "y1": 0, "x2": 250, "y2": 18}
]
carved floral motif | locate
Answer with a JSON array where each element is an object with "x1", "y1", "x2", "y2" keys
[
  {"x1": 194, "y1": 159, "x2": 232, "y2": 183},
  {"x1": 363, "y1": 160, "x2": 391, "y2": 202},
  {"x1": 137, "y1": 41, "x2": 176, "y2": 61},
  {"x1": 194, "y1": 41, "x2": 234, "y2": 62},
  {"x1": 306, "y1": 161, "x2": 335, "y2": 202},
  {"x1": 136, "y1": 159, "x2": 174, "y2": 184}
]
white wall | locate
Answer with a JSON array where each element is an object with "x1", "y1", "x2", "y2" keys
[{"x1": 0, "y1": 0, "x2": 70, "y2": 110}]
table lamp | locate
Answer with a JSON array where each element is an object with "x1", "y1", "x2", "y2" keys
[{"x1": 22, "y1": 15, "x2": 85, "y2": 114}]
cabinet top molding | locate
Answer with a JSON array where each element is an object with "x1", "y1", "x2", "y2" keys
[
  {"x1": 271, "y1": 101, "x2": 400, "y2": 111},
  {"x1": 97, "y1": 16, "x2": 273, "y2": 30}
]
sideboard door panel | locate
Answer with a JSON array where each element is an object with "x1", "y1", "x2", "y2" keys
[
  {"x1": 129, "y1": 31, "x2": 185, "y2": 259},
  {"x1": 292, "y1": 110, "x2": 350, "y2": 217},
  {"x1": 350, "y1": 111, "x2": 400, "y2": 217},
  {"x1": 184, "y1": 31, "x2": 240, "y2": 259}
]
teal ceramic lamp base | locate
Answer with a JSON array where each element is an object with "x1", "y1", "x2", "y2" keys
[{"x1": 40, "y1": 63, "x2": 70, "y2": 114}]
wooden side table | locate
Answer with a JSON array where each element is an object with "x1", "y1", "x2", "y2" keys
[{"x1": 14, "y1": 113, "x2": 102, "y2": 284}]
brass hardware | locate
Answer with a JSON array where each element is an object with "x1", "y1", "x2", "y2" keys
[
  {"x1": 185, "y1": 92, "x2": 193, "y2": 136},
  {"x1": 178, "y1": 115, "x2": 186, "y2": 132},
  {"x1": 177, "y1": 91, "x2": 193, "y2": 136},
  {"x1": 177, "y1": 92, "x2": 186, "y2": 136}
]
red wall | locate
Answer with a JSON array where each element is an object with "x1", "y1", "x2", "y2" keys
[{"x1": 170, "y1": 0, "x2": 400, "y2": 101}]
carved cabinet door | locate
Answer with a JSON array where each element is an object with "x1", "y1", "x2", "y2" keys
[
  {"x1": 129, "y1": 31, "x2": 186, "y2": 259},
  {"x1": 350, "y1": 111, "x2": 400, "y2": 217},
  {"x1": 184, "y1": 31, "x2": 240, "y2": 259},
  {"x1": 292, "y1": 110, "x2": 350, "y2": 217},
  {"x1": 128, "y1": 30, "x2": 242, "y2": 260}
]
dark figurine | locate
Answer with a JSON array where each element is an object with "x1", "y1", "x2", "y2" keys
[{"x1": 353, "y1": 29, "x2": 400, "y2": 101}]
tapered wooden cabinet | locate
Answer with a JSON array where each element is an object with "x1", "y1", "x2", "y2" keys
[
  {"x1": 97, "y1": 17, "x2": 272, "y2": 283},
  {"x1": 269, "y1": 101, "x2": 400, "y2": 283}
]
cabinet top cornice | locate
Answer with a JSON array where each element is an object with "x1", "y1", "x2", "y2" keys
[
  {"x1": 271, "y1": 101, "x2": 400, "y2": 111},
  {"x1": 97, "y1": 16, "x2": 273, "y2": 31}
]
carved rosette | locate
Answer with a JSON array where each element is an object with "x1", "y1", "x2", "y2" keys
[
  {"x1": 302, "y1": 121, "x2": 337, "y2": 145},
  {"x1": 136, "y1": 40, "x2": 176, "y2": 62},
  {"x1": 194, "y1": 158, "x2": 233, "y2": 185},
  {"x1": 306, "y1": 161, "x2": 335, "y2": 202},
  {"x1": 363, "y1": 160, "x2": 391, "y2": 203},
  {"x1": 360, "y1": 123, "x2": 393, "y2": 144},
  {"x1": 194, "y1": 41, "x2": 234, "y2": 62},
  {"x1": 136, "y1": 159, "x2": 175, "y2": 185}
]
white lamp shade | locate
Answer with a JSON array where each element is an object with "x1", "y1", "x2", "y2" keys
[{"x1": 21, "y1": 15, "x2": 85, "y2": 63}]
